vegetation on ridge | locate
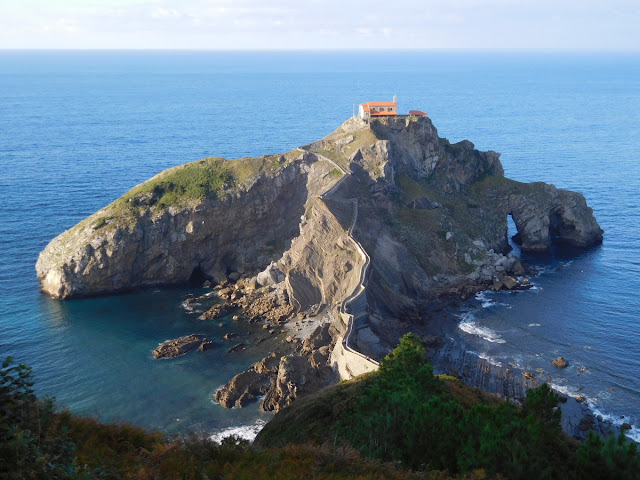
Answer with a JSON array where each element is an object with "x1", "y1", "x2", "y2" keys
[
  {"x1": 258, "y1": 334, "x2": 640, "y2": 479},
  {"x1": 3, "y1": 339, "x2": 639, "y2": 479}
]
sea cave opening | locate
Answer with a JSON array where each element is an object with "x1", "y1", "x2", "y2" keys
[
  {"x1": 507, "y1": 213, "x2": 522, "y2": 257},
  {"x1": 188, "y1": 265, "x2": 211, "y2": 287}
]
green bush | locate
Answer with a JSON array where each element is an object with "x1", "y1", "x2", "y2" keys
[
  {"x1": 336, "y1": 334, "x2": 639, "y2": 479},
  {"x1": 0, "y1": 357, "x2": 75, "y2": 479},
  {"x1": 576, "y1": 430, "x2": 640, "y2": 480}
]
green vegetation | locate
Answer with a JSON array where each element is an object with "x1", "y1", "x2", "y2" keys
[
  {"x1": 99, "y1": 154, "x2": 290, "y2": 218},
  {"x1": 0, "y1": 356, "x2": 423, "y2": 480},
  {"x1": 1, "y1": 357, "x2": 75, "y2": 478},
  {"x1": 118, "y1": 157, "x2": 232, "y2": 210},
  {"x1": 3, "y1": 346, "x2": 639, "y2": 479},
  {"x1": 328, "y1": 168, "x2": 344, "y2": 179},
  {"x1": 259, "y1": 335, "x2": 640, "y2": 479},
  {"x1": 91, "y1": 217, "x2": 107, "y2": 230}
]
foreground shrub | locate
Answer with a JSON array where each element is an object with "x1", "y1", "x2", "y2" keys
[{"x1": 0, "y1": 356, "x2": 74, "y2": 479}]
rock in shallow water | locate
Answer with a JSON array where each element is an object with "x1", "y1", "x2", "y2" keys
[
  {"x1": 153, "y1": 334, "x2": 211, "y2": 359},
  {"x1": 552, "y1": 356, "x2": 569, "y2": 368}
]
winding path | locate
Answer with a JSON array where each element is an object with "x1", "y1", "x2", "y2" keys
[{"x1": 301, "y1": 148, "x2": 379, "y2": 378}]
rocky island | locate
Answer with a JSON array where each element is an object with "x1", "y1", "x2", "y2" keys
[{"x1": 36, "y1": 115, "x2": 603, "y2": 411}]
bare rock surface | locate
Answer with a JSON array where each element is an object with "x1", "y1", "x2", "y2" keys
[
  {"x1": 552, "y1": 356, "x2": 569, "y2": 368},
  {"x1": 214, "y1": 321, "x2": 335, "y2": 412},
  {"x1": 199, "y1": 303, "x2": 234, "y2": 321},
  {"x1": 153, "y1": 334, "x2": 211, "y2": 359}
]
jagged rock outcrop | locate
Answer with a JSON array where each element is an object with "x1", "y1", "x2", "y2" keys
[
  {"x1": 38, "y1": 116, "x2": 601, "y2": 303},
  {"x1": 153, "y1": 334, "x2": 211, "y2": 359},
  {"x1": 507, "y1": 184, "x2": 603, "y2": 251},
  {"x1": 214, "y1": 324, "x2": 334, "y2": 412}
]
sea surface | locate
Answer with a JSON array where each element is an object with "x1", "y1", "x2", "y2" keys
[{"x1": 1, "y1": 51, "x2": 638, "y2": 440}]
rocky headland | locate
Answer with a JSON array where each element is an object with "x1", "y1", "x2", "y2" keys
[{"x1": 37, "y1": 115, "x2": 603, "y2": 413}]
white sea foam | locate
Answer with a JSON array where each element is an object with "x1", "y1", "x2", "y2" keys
[
  {"x1": 457, "y1": 314, "x2": 506, "y2": 344},
  {"x1": 549, "y1": 382, "x2": 587, "y2": 401},
  {"x1": 475, "y1": 291, "x2": 495, "y2": 308},
  {"x1": 478, "y1": 353, "x2": 503, "y2": 367},
  {"x1": 475, "y1": 291, "x2": 509, "y2": 308},
  {"x1": 181, "y1": 299, "x2": 201, "y2": 312},
  {"x1": 210, "y1": 419, "x2": 267, "y2": 444},
  {"x1": 547, "y1": 382, "x2": 631, "y2": 437},
  {"x1": 585, "y1": 403, "x2": 640, "y2": 443},
  {"x1": 528, "y1": 323, "x2": 541, "y2": 327}
]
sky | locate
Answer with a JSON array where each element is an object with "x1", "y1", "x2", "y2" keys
[{"x1": 0, "y1": 0, "x2": 638, "y2": 50}]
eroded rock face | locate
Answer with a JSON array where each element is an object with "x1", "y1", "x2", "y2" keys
[
  {"x1": 214, "y1": 352, "x2": 282, "y2": 408},
  {"x1": 507, "y1": 184, "x2": 603, "y2": 251},
  {"x1": 36, "y1": 154, "x2": 336, "y2": 299},
  {"x1": 214, "y1": 324, "x2": 334, "y2": 412}
]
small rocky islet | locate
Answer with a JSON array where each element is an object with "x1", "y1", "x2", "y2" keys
[{"x1": 36, "y1": 115, "x2": 603, "y2": 420}]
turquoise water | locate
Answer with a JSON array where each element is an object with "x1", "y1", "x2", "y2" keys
[{"x1": 1, "y1": 51, "x2": 639, "y2": 437}]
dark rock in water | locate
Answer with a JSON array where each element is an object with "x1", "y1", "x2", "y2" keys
[
  {"x1": 502, "y1": 275, "x2": 518, "y2": 290},
  {"x1": 224, "y1": 332, "x2": 238, "y2": 340},
  {"x1": 552, "y1": 356, "x2": 569, "y2": 368},
  {"x1": 511, "y1": 232, "x2": 522, "y2": 245},
  {"x1": 153, "y1": 334, "x2": 210, "y2": 359},
  {"x1": 198, "y1": 340, "x2": 214, "y2": 352},
  {"x1": 199, "y1": 303, "x2": 233, "y2": 321},
  {"x1": 227, "y1": 342, "x2": 247, "y2": 354},
  {"x1": 622, "y1": 422, "x2": 632, "y2": 430},
  {"x1": 214, "y1": 352, "x2": 282, "y2": 408}
]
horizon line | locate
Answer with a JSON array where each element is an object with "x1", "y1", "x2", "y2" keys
[{"x1": 1, "y1": 47, "x2": 639, "y2": 54}]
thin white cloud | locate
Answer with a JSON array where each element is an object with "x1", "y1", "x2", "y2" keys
[{"x1": 0, "y1": 0, "x2": 638, "y2": 50}]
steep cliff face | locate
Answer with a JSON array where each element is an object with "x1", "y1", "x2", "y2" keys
[
  {"x1": 279, "y1": 199, "x2": 364, "y2": 313},
  {"x1": 313, "y1": 116, "x2": 602, "y2": 320},
  {"x1": 36, "y1": 152, "x2": 337, "y2": 298}
]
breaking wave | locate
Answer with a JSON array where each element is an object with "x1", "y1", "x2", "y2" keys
[
  {"x1": 210, "y1": 419, "x2": 267, "y2": 443},
  {"x1": 475, "y1": 291, "x2": 509, "y2": 308},
  {"x1": 478, "y1": 353, "x2": 503, "y2": 367},
  {"x1": 457, "y1": 313, "x2": 506, "y2": 344}
]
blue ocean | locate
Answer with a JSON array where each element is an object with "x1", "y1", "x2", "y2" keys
[{"x1": 1, "y1": 51, "x2": 639, "y2": 440}]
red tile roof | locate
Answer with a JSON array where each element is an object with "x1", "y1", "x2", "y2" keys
[
  {"x1": 360, "y1": 101, "x2": 397, "y2": 112},
  {"x1": 409, "y1": 110, "x2": 428, "y2": 116}
]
